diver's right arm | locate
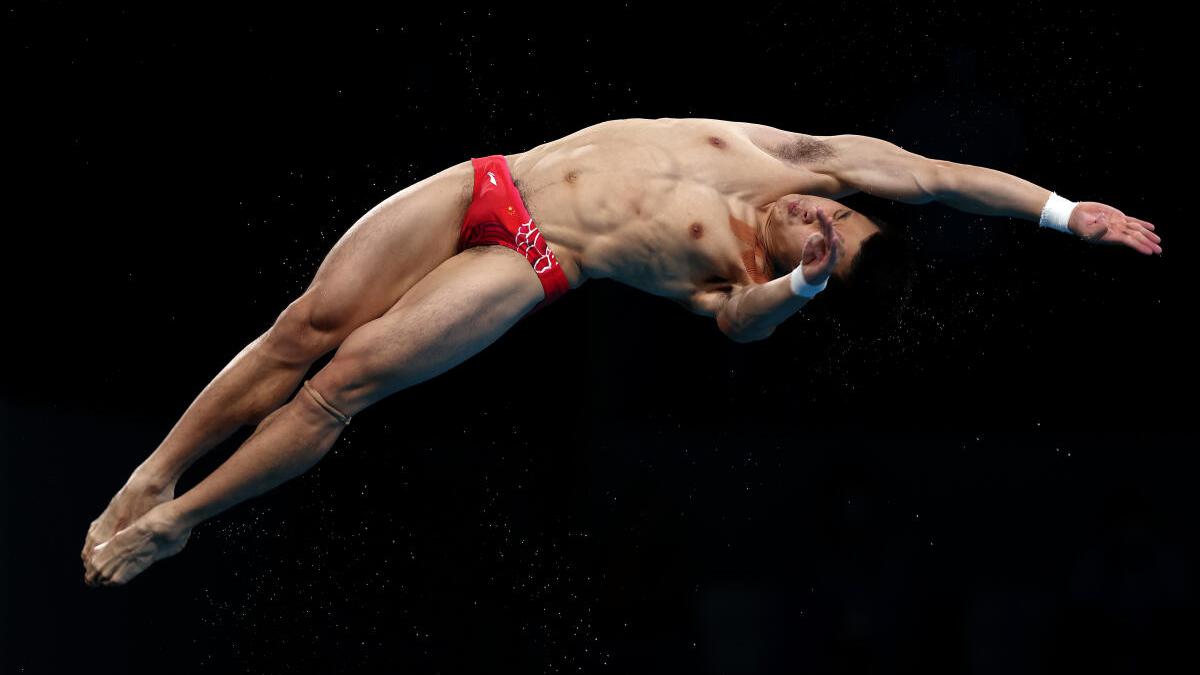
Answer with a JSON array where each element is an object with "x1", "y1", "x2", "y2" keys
[
  {"x1": 716, "y1": 276, "x2": 799, "y2": 343},
  {"x1": 716, "y1": 207, "x2": 844, "y2": 343}
]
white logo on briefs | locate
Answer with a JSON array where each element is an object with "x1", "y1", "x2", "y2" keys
[
  {"x1": 515, "y1": 217, "x2": 556, "y2": 273},
  {"x1": 487, "y1": 171, "x2": 498, "y2": 186}
]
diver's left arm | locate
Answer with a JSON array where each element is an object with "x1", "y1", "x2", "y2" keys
[{"x1": 815, "y1": 134, "x2": 1162, "y2": 256}]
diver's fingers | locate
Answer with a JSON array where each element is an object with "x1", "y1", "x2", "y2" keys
[
  {"x1": 1128, "y1": 216, "x2": 1155, "y2": 231},
  {"x1": 1131, "y1": 229, "x2": 1163, "y2": 254},
  {"x1": 1121, "y1": 231, "x2": 1156, "y2": 255},
  {"x1": 1129, "y1": 219, "x2": 1161, "y2": 244}
]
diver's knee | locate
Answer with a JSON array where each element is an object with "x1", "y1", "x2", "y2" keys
[
  {"x1": 262, "y1": 295, "x2": 345, "y2": 365},
  {"x1": 299, "y1": 378, "x2": 353, "y2": 426},
  {"x1": 305, "y1": 348, "x2": 397, "y2": 421}
]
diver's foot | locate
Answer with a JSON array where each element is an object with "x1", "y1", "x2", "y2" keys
[
  {"x1": 84, "y1": 501, "x2": 191, "y2": 587},
  {"x1": 81, "y1": 469, "x2": 175, "y2": 565}
]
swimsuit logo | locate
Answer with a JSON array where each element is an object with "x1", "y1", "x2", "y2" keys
[{"x1": 487, "y1": 171, "x2": 498, "y2": 186}]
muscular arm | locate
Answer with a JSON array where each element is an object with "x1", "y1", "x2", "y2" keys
[
  {"x1": 813, "y1": 134, "x2": 1050, "y2": 217},
  {"x1": 689, "y1": 206, "x2": 844, "y2": 343},
  {"x1": 714, "y1": 278, "x2": 810, "y2": 342},
  {"x1": 682, "y1": 283, "x2": 795, "y2": 343},
  {"x1": 807, "y1": 134, "x2": 1161, "y2": 254}
]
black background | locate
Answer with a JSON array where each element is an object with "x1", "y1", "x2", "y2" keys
[{"x1": 4, "y1": 3, "x2": 1197, "y2": 673}]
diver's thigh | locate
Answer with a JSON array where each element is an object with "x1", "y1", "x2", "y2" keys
[
  {"x1": 298, "y1": 158, "x2": 474, "y2": 335},
  {"x1": 308, "y1": 245, "x2": 544, "y2": 415}
]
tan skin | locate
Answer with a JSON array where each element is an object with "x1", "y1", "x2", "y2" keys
[{"x1": 82, "y1": 117, "x2": 1160, "y2": 585}]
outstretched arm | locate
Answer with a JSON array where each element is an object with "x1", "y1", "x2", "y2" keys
[{"x1": 812, "y1": 134, "x2": 1162, "y2": 255}]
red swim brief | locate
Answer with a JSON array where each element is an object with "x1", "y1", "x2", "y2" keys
[{"x1": 457, "y1": 154, "x2": 571, "y2": 315}]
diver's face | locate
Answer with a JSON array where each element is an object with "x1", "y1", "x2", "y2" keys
[{"x1": 768, "y1": 194, "x2": 881, "y2": 279}]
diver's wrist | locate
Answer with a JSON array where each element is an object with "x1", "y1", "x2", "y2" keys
[
  {"x1": 789, "y1": 264, "x2": 827, "y2": 298},
  {"x1": 1038, "y1": 192, "x2": 1077, "y2": 234}
]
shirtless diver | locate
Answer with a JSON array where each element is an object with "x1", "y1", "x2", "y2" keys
[{"x1": 81, "y1": 117, "x2": 1161, "y2": 586}]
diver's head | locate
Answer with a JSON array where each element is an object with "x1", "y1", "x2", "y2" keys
[
  {"x1": 762, "y1": 194, "x2": 881, "y2": 280},
  {"x1": 823, "y1": 209, "x2": 917, "y2": 332}
]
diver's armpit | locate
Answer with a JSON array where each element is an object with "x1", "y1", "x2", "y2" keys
[
  {"x1": 770, "y1": 134, "x2": 835, "y2": 165},
  {"x1": 729, "y1": 121, "x2": 836, "y2": 166}
]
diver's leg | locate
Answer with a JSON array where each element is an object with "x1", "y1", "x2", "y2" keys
[
  {"x1": 85, "y1": 245, "x2": 545, "y2": 586},
  {"x1": 81, "y1": 160, "x2": 473, "y2": 562}
]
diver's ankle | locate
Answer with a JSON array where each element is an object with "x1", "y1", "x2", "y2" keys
[
  {"x1": 129, "y1": 463, "x2": 178, "y2": 495},
  {"x1": 146, "y1": 500, "x2": 192, "y2": 541}
]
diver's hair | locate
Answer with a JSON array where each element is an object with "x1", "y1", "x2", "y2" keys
[
  {"x1": 798, "y1": 211, "x2": 924, "y2": 397},
  {"x1": 824, "y1": 214, "x2": 917, "y2": 333}
]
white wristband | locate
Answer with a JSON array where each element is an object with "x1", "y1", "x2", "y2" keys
[
  {"x1": 789, "y1": 264, "x2": 828, "y2": 298},
  {"x1": 1039, "y1": 192, "x2": 1077, "y2": 234}
]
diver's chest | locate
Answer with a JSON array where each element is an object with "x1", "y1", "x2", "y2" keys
[
  {"x1": 574, "y1": 175, "x2": 740, "y2": 236},
  {"x1": 613, "y1": 214, "x2": 756, "y2": 284}
]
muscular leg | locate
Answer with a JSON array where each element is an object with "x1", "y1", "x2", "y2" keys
[
  {"x1": 81, "y1": 160, "x2": 472, "y2": 564},
  {"x1": 85, "y1": 246, "x2": 545, "y2": 586}
]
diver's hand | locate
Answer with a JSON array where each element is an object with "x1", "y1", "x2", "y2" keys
[
  {"x1": 798, "y1": 206, "x2": 846, "y2": 285},
  {"x1": 1069, "y1": 202, "x2": 1162, "y2": 255}
]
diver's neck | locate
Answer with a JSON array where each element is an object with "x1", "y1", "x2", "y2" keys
[{"x1": 754, "y1": 202, "x2": 782, "y2": 280}]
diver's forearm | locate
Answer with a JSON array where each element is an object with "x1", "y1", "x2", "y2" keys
[
  {"x1": 935, "y1": 162, "x2": 1053, "y2": 222},
  {"x1": 723, "y1": 276, "x2": 809, "y2": 340}
]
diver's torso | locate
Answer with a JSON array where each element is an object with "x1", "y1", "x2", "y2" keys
[{"x1": 505, "y1": 117, "x2": 827, "y2": 305}]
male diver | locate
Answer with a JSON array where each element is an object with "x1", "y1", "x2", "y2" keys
[{"x1": 82, "y1": 117, "x2": 1160, "y2": 585}]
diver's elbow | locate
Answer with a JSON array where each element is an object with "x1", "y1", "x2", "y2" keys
[
  {"x1": 716, "y1": 303, "x2": 776, "y2": 343},
  {"x1": 723, "y1": 324, "x2": 776, "y2": 343}
]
